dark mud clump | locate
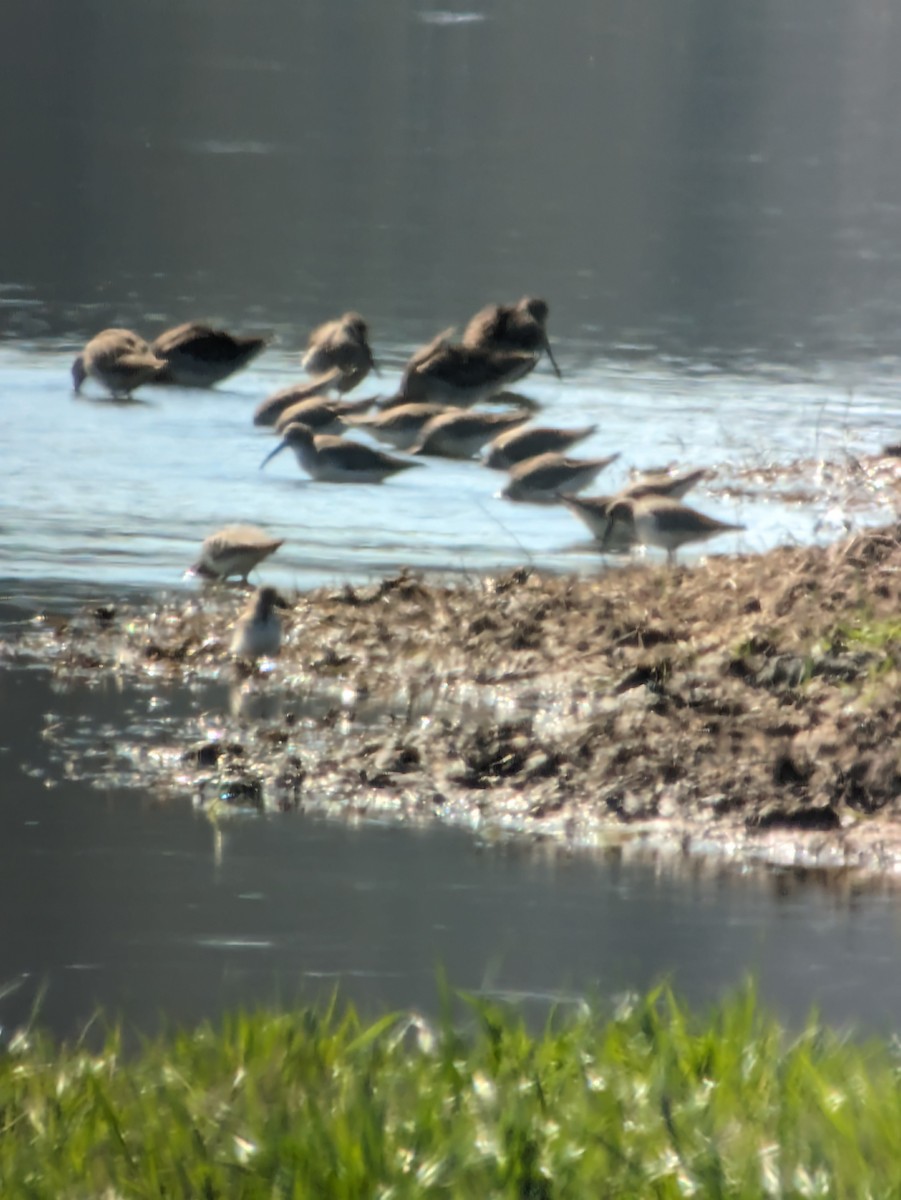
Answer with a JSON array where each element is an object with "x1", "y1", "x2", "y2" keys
[{"x1": 11, "y1": 524, "x2": 901, "y2": 879}]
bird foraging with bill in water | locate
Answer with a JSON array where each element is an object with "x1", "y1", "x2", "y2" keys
[
  {"x1": 71, "y1": 328, "x2": 165, "y2": 399},
  {"x1": 189, "y1": 525, "x2": 285, "y2": 584}
]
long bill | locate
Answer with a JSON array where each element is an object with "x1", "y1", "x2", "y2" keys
[
  {"x1": 599, "y1": 508, "x2": 622, "y2": 553},
  {"x1": 71, "y1": 354, "x2": 86, "y2": 393},
  {"x1": 260, "y1": 439, "x2": 289, "y2": 470},
  {"x1": 543, "y1": 337, "x2": 562, "y2": 379}
]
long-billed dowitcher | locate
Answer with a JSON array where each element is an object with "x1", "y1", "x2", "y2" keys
[
  {"x1": 189, "y1": 525, "x2": 285, "y2": 584},
  {"x1": 152, "y1": 322, "x2": 271, "y2": 387},
  {"x1": 343, "y1": 402, "x2": 452, "y2": 450},
  {"x1": 230, "y1": 586, "x2": 289, "y2": 659},
  {"x1": 272, "y1": 394, "x2": 375, "y2": 436},
  {"x1": 462, "y1": 296, "x2": 561, "y2": 378},
  {"x1": 398, "y1": 333, "x2": 538, "y2": 408},
  {"x1": 560, "y1": 468, "x2": 711, "y2": 541},
  {"x1": 260, "y1": 422, "x2": 422, "y2": 484},
  {"x1": 253, "y1": 379, "x2": 335, "y2": 427},
  {"x1": 600, "y1": 495, "x2": 745, "y2": 565},
  {"x1": 483, "y1": 422, "x2": 597, "y2": 470},
  {"x1": 409, "y1": 407, "x2": 532, "y2": 459},
  {"x1": 71, "y1": 328, "x2": 164, "y2": 398},
  {"x1": 501, "y1": 452, "x2": 620, "y2": 504},
  {"x1": 302, "y1": 312, "x2": 377, "y2": 393}
]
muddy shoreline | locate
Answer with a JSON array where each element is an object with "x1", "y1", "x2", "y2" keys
[{"x1": 9, "y1": 521, "x2": 901, "y2": 881}]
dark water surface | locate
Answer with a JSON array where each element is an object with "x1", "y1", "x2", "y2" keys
[
  {"x1": 3, "y1": 0, "x2": 901, "y2": 1038},
  {"x1": 5, "y1": 0, "x2": 901, "y2": 363},
  {"x1": 3, "y1": 659, "x2": 901, "y2": 1042}
]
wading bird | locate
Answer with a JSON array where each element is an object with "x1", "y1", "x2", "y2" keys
[
  {"x1": 71, "y1": 328, "x2": 164, "y2": 399},
  {"x1": 189, "y1": 525, "x2": 285, "y2": 584},
  {"x1": 152, "y1": 322, "x2": 271, "y2": 387},
  {"x1": 260, "y1": 422, "x2": 422, "y2": 484}
]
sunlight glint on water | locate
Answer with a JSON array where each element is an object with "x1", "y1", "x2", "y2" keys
[{"x1": 2, "y1": 343, "x2": 896, "y2": 595}]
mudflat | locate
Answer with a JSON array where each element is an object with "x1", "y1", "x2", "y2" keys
[{"x1": 14, "y1": 522, "x2": 901, "y2": 880}]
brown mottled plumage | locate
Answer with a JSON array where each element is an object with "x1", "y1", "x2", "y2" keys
[
  {"x1": 152, "y1": 322, "x2": 271, "y2": 387},
  {"x1": 253, "y1": 379, "x2": 334, "y2": 427},
  {"x1": 462, "y1": 296, "x2": 561, "y2": 378},
  {"x1": 273, "y1": 394, "x2": 375, "y2": 436},
  {"x1": 399, "y1": 336, "x2": 538, "y2": 408},
  {"x1": 344, "y1": 402, "x2": 452, "y2": 450},
  {"x1": 484, "y1": 423, "x2": 597, "y2": 470},
  {"x1": 601, "y1": 495, "x2": 745, "y2": 565},
  {"x1": 71, "y1": 328, "x2": 164, "y2": 398},
  {"x1": 260, "y1": 422, "x2": 422, "y2": 484},
  {"x1": 302, "y1": 312, "x2": 377, "y2": 393},
  {"x1": 190, "y1": 525, "x2": 284, "y2": 583},
  {"x1": 561, "y1": 469, "x2": 711, "y2": 541},
  {"x1": 410, "y1": 408, "x2": 532, "y2": 459},
  {"x1": 501, "y1": 451, "x2": 620, "y2": 504}
]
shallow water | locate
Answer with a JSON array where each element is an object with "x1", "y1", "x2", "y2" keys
[
  {"x1": 5, "y1": 0, "x2": 901, "y2": 594},
  {"x1": 2, "y1": 342, "x2": 899, "y2": 597},
  {"x1": 4, "y1": 0, "x2": 901, "y2": 1038},
  {"x1": 3, "y1": 661, "x2": 901, "y2": 1041}
]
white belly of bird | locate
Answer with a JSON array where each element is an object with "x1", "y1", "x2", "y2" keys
[
  {"x1": 634, "y1": 511, "x2": 699, "y2": 552},
  {"x1": 230, "y1": 614, "x2": 281, "y2": 659}
]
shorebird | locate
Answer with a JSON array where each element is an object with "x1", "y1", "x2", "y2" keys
[
  {"x1": 272, "y1": 394, "x2": 375, "y2": 436},
  {"x1": 344, "y1": 402, "x2": 452, "y2": 450},
  {"x1": 152, "y1": 322, "x2": 271, "y2": 387},
  {"x1": 621, "y1": 467, "x2": 711, "y2": 501},
  {"x1": 560, "y1": 468, "x2": 711, "y2": 541},
  {"x1": 260, "y1": 421, "x2": 422, "y2": 484},
  {"x1": 409, "y1": 408, "x2": 532, "y2": 459},
  {"x1": 188, "y1": 525, "x2": 284, "y2": 584},
  {"x1": 501, "y1": 452, "x2": 620, "y2": 504},
  {"x1": 462, "y1": 296, "x2": 561, "y2": 378},
  {"x1": 230, "y1": 586, "x2": 289, "y2": 659},
  {"x1": 484, "y1": 423, "x2": 597, "y2": 470},
  {"x1": 302, "y1": 311, "x2": 377, "y2": 393},
  {"x1": 398, "y1": 333, "x2": 538, "y2": 408},
  {"x1": 71, "y1": 328, "x2": 164, "y2": 398},
  {"x1": 600, "y1": 495, "x2": 745, "y2": 565},
  {"x1": 253, "y1": 379, "x2": 336, "y2": 427}
]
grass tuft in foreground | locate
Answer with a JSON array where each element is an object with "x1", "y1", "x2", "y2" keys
[{"x1": 1, "y1": 983, "x2": 899, "y2": 1196}]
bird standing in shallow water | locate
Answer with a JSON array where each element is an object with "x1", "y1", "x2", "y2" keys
[
  {"x1": 272, "y1": 394, "x2": 376, "y2": 437},
  {"x1": 152, "y1": 322, "x2": 271, "y2": 387},
  {"x1": 600, "y1": 495, "x2": 745, "y2": 565},
  {"x1": 409, "y1": 407, "x2": 532, "y2": 459},
  {"x1": 230, "y1": 586, "x2": 289, "y2": 659},
  {"x1": 260, "y1": 421, "x2": 422, "y2": 483},
  {"x1": 501, "y1": 451, "x2": 620, "y2": 504},
  {"x1": 484, "y1": 422, "x2": 597, "y2": 470},
  {"x1": 462, "y1": 296, "x2": 562, "y2": 378},
  {"x1": 343, "y1": 402, "x2": 452, "y2": 450},
  {"x1": 253, "y1": 381, "x2": 374, "y2": 429},
  {"x1": 397, "y1": 335, "x2": 538, "y2": 408},
  {"x1": 71, "y1": 328, "x2": 164, "y2": 399},
  {"x1": 302, "y1": 312, "x2": 378, "y2": 393},
  {"x1": 560, "y1": 468, "x2": 711, "y2": 541},
  {"x1": 253, "y1": 379, "x2": 334, "y2": 427},
  {"x1": 189, "y1": 525, "x2": 284, "y2": 584}
]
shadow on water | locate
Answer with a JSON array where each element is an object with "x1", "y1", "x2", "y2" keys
[{"x1": 3, "y1": 608, "x2": 901, "y2": 1042}]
